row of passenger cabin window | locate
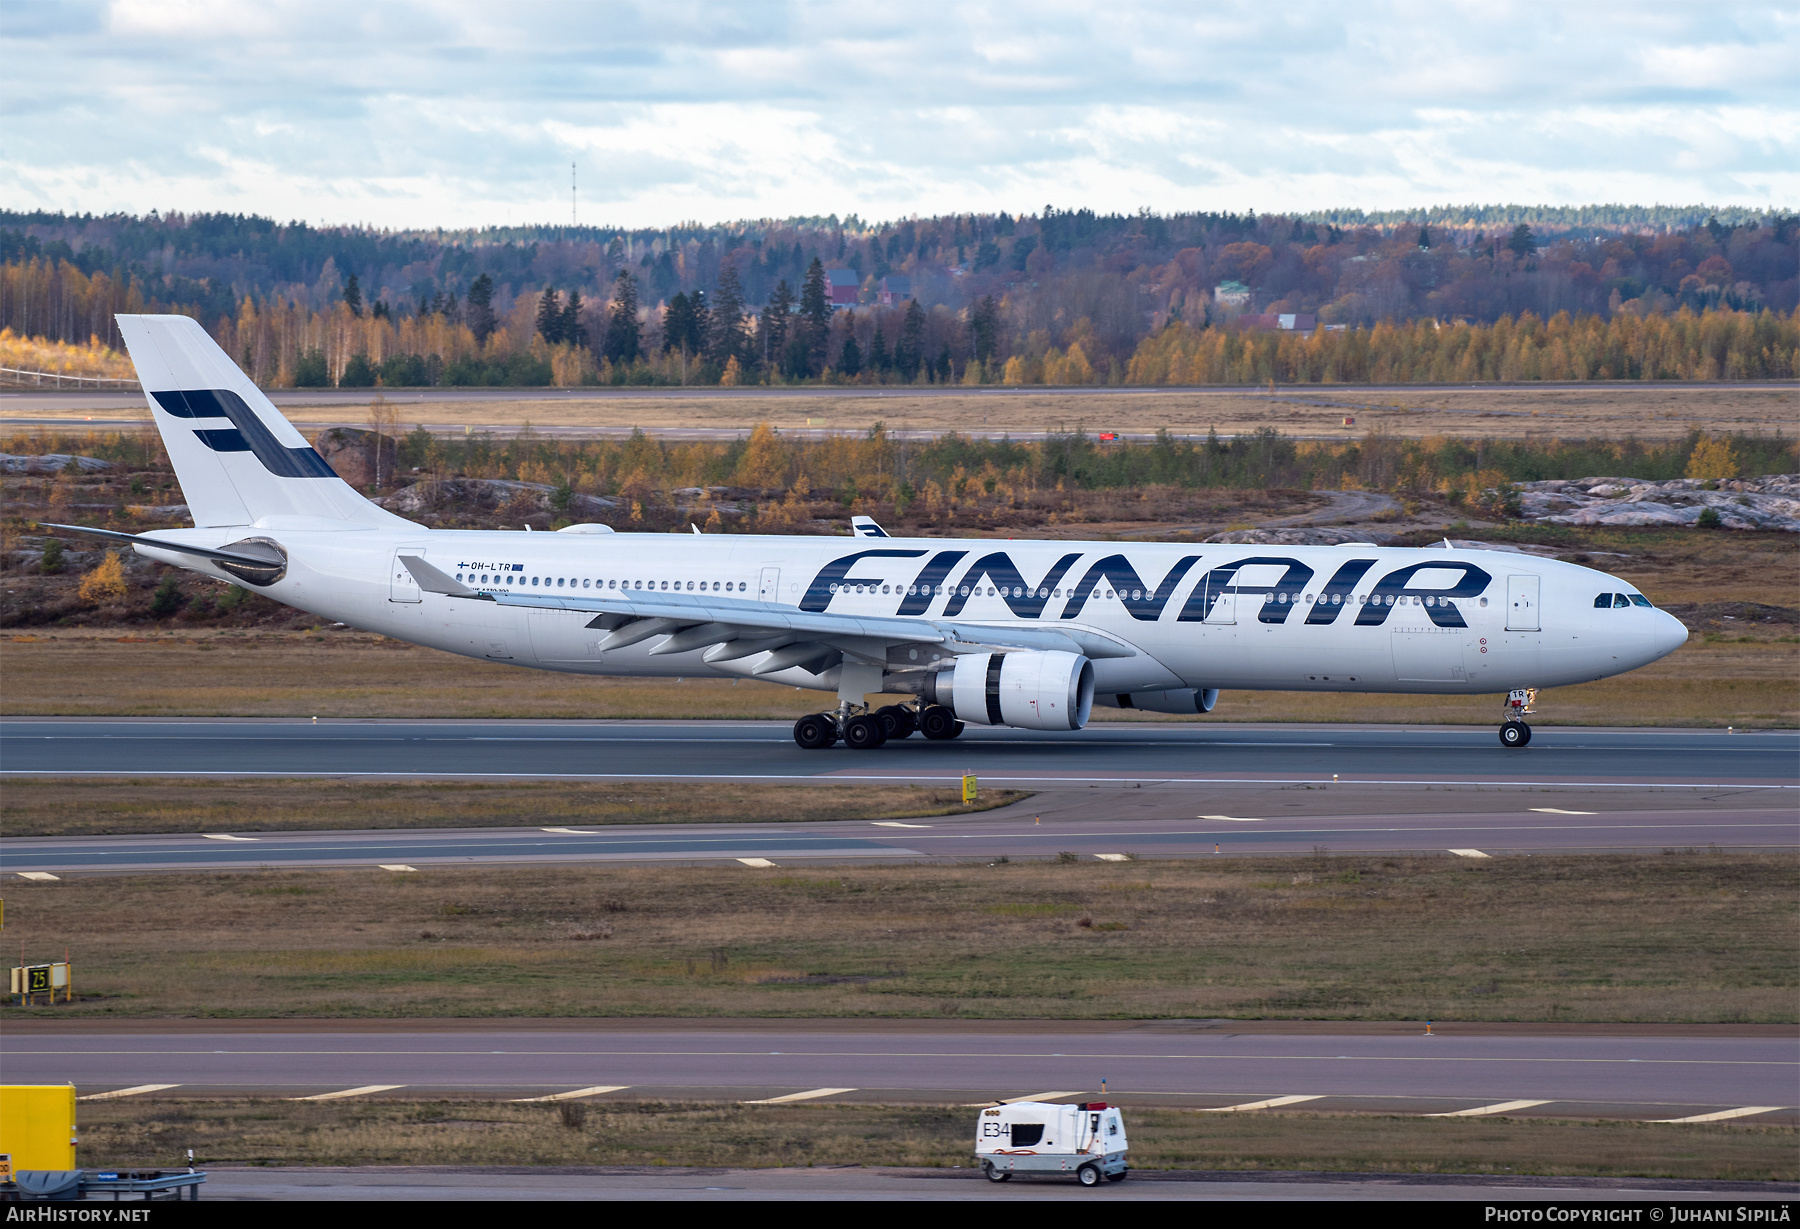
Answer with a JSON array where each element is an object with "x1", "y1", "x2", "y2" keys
[
  {"x1": 1595, "y1": 592, "x2": 1654, "y2": 608},
  {"x1": 456, "y1": 573, "x2": 748, "y2": 592},
  {"x1": 828, "y1": 581, "x2": 1483, "y2": 609}
]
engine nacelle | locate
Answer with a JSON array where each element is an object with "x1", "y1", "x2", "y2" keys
[
  {"x1": 928, "y1": 650, "x2": 1094, "y2": 731},
  {"x1": 1094, "y1": 688, "x2": 1220, "y2": 715}
]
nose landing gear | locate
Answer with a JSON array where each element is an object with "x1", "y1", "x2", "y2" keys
[{"x1": 1499, "y1": 688, "x2": 1536, "y2": 747}]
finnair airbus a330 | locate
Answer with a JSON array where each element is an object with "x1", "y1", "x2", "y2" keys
[{"x1": 49, "y1": 315, "x2": 1688, "y2": 751}]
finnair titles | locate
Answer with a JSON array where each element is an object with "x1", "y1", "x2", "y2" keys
[{"x1": 50, "y1": 315, "x2": 1688, "y2": 751}]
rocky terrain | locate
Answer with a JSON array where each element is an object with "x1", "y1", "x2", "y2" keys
[{"x1": 1517, "y1": 474, "x2": 1800, "y2": 532}]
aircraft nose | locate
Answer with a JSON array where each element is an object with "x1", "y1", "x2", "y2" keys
[{"x1": 1653, "y1": 610, "x2": 1689, "y2": 657}]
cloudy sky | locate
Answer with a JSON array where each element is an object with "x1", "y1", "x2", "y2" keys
[{"x1": 4, "y1": 0, "x2": 1796, "y2": 229}]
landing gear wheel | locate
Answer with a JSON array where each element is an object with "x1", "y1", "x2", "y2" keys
[
  {"x1": 1499, "y1": 720, "x2": 1532, "y2": 748},
  {"x1": 983, "y1": 1162, "x2": 1009, "y2": 1183},
  {"x1": 919, "y1": 705, "x2": 962, "y2": 740},
  {"x1": 875, "y1": 704, "x2": 917, "y2": 740},
  {"x1": 843, "y1": 713, "x2": 888, "y2": 750},
  {"x1": 1077, "y1": 1163, "x2": 1102, "y2": 1187},
  {"x1": 793, "y1": 713, "x2": 838, "y2": 750}
]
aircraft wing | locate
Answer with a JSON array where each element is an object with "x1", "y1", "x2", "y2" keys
[{"x1": 399, "y1": 555, "x2": 1136, "y2": 668}]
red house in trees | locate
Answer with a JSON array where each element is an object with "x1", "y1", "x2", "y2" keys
[
  {"x1": 827, "y1": 268, "x2": 860, "y2": 310},
  {"x1": 877, "y1": 275, "x2": 912, "y2": 307}
]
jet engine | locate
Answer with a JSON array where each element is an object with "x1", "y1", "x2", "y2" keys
[
  {"x1": 1093, "y1": 688, "x2": 1219, "y2": 715},
  {"x1": 921, "y1": 650, "x2": 1094, "y2": 731}
]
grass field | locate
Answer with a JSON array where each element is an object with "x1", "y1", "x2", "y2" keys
[
  {"x1": 3, "y1": 629, "x2": 1793, "y2": 726},
  {"x1": 5, "y1": 855, "x2": 1792, "y2": 1022},
  {"x1": 0, "y1": 779, "x2": 1026, "y2": 838},
  {"x1": 14, "y1": 384, "x2": 1794, "y2": 442},
  {"x1": 72, "y1": 1097, "x2": 1797, "y2": 1180}
]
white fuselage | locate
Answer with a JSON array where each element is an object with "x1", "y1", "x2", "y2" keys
[{"x1": 138, "y1": 524, "x2": 1689, "y2": 699}]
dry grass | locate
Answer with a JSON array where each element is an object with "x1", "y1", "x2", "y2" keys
[
  {"x1": 3, "y1": 629, "x2": 1792, "y2": 726},
  {"x1": 0, "y1": 779, "x2": 1028, "y2": 838},
  {"x1": 5, "y1": 855, "x2": 1792, "y2": 1022},
  {"x1": 13, "y1": 385, "x2": 1791, "y2": 442},
  {"x1": 74, "y1": 1097, "x2": 1797, "y2": 1180}
]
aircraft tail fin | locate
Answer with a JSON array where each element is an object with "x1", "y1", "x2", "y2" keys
[{"x1": 116, "y1": 313, "x2": 412, "y2": 530}]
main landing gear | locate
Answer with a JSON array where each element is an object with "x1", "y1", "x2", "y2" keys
[
  {"x1": 792, "y1": 703, "x2": 960, "y2": 750},
  {"x1": 1499, "y1": 688, "x2": 1536, "y2": 748}
]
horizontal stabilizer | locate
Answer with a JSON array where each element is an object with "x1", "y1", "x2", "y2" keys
[{"x1": 39, "y1": 522, "x2": 283, "y2": 570}]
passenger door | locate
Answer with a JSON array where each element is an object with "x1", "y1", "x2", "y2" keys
[
  {"x1": 759, "y1": 567, "x2": 782, "y2": 604},
  {"x1": 1506, "y1": 575, "x2": 1541, "y2": 631}
]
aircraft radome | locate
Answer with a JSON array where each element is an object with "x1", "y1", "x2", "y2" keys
[{"x1": 45, "y1": 314, "x2": 1689, "y2": 752}]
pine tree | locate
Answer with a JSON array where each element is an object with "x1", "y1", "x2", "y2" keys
[
  {"x1": 868, "y1": 322, "x2": 890, "y2": 373},
  {"x1": 838, "y1": 330, "x2": 863, "y2": 377},
  {"x1": 894, "y1": 299, "x2": 926, "y2": 381},
  {"x1": 662, "y1": 292, "x2": 693, "y2": 354},
  {"x1": 800, "y1": 258, "x2": 831, "y2": 376},
  {"x1": 970, "y1": 295, "x2": 999, "y2": 362},
  {"x1": 706, "y1": 265, "x2": 747, "y2": 370},
  {"x1": 760, "y1": 278, "x2": 795, "y2": 369},
  {"x1": 562, "y1": 289, "x2": 588, "y2": 347},
  {"x1": 603, "y1": 270, "x2": 641, "y2": 365},
  {"x1": 343, "y1": 274, "x2": 363, "y2": 318},
  {"x1": 535, "y1": 286, "x2": 565, "y2": 344},
  {"x1": 1507, "y1": 224, "x2": 1538, "y2": 258},
  {"x1": 467, "y1": 273, "x2": 496, "y2": 344}
]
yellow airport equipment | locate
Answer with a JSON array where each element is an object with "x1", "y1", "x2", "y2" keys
[
  {"x1": 0, "y1": 1085, "x2": 78, "y2": 1170},
  {"x1": 9, "y1": 962, "x2": 71, "y2": 1004},
  {"x1": 962, "y1": 773, "x2": 977, "y2": 804}
]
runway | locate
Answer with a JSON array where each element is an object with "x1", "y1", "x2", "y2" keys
[
  {"x1": 3, "y1": 720, "x2": 1793, "y2": 871},
  {"x1": 9, "y1": 1025, "x2": 1795, "y2": 1125},
  {"x1": 5, "y1": 719, "x2": 1796, "y2": 786}
]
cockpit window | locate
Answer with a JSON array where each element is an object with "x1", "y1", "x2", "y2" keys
[
  {"x1": 1614, "y1": 593, "x2": 1631, "y2": 607},
  {"x1": 1594, "y1": 594, "x2": 1611, "y2": 608},
  {"x1": 1629, "y1": 594, "x2": 1653, "y2": 607}
]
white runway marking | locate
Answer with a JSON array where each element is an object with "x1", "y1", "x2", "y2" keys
[
  {"x1": 201, "y1": 834, "x2": 259, "y2": 842},
  {"x1": 378, "y1": 865, "x2": 417, "y2": 872},
  {"x1": 965, "y1": 1091, "x2": 1088, "y2": 1106},
  {"x1": 736, "y1": 857, "x2": 777, "y2": 867},
  {"x1": 743, "y1": 1088, "x2": 856, "y2": 1104},
  {"x1": 1093, "y1": 854, "x2": 1131, "y2": 862},
  {"x1": 1653, "y1": 1106, "x2": 1788, "y2": 1124},
  {"x1": 17, "y1": 871, "x2": 60, "y2": 881},
  {"x1": 1426, "y1": 1099, "x2": 1552, "y2": 1117},
  {"x1": 78, "y1": 1084, "x2": 180, "y2": 1101},
  {"x1": 1200, "y1": 815, "x2": 1263, "y2": 822},
  {"x1": 1200, "y1": 1095, "x2": 1323, "y2": 1111},
  {"x1": 510, "y1": 1086, "x2": 629, "y2": 1102},
  {"x1": 870, "y1": 822, "x2": 932, "y2": 828},
  {"x1": 1449, "y1": 849, "x2": 1491, "y2": 858},
  {"x1": 1529, "y1": 808, "x2": 1597, "y2": 815},
  {"x1": 290, "y1": 1085, "x2": 404, "y2": 1101},
  {"x1": 541, "y1": 827, "x2": 598, "y2": 834}
]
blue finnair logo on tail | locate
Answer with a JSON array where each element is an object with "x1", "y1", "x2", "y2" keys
[{"x1": 153, "y1": 389, "x2": 338, "y2": 479}]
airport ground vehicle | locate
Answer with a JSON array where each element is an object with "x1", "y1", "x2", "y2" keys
[
  {"x1": 975, "y1": 1100, "x2": 1129, "y2": 1185},
  {"x1": 47, "y1": 314, "x2": 1689, "y2": 750}
]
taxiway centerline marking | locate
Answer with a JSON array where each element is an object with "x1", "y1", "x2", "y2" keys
[
  {"x1": 1652, "y1": 1106, "x2": 1789, "y2": 1124},
  {"x1": 289, "y1": 1085, "x2": 405, "y2": 1101},
  {"x1": 1425, "y1": 1099, "x2": 1552, "y2": 1117},
  {"x1": 871, "y1": 822, "x2": 932, "y2": 828},
  {"x1": 1200, "y1": 1095, "x2": 1323, "y2": 1111},
  {"x1": 743, "y1": 1088, "x2": 856, "y2": 1104},
  {"x1": 201, "y1": 834, "x2": 258, "y2": 841},
  {"x1": 77, "y1": 1084, "x2": 180, "y2": 1101},
  {"x1": 1200, "y1": 815, "x2": 1263, "y2": 822},
  {"x1": 1529, "y1": 808, "x2": 1598, "y2": 815},
  {"x1": 509, "y1": 1085, "x2": 630, "y2": 1102}
]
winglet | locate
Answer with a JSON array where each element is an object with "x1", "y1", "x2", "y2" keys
[{"x1": 400, "y1": 554, "x2": 485, "y2": 598}]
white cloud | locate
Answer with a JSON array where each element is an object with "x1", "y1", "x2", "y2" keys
[{"x1": 1, "y1": 1, "x2": 1794, "y2": 228}]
